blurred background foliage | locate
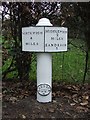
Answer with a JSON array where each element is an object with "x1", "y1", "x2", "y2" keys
[{"x1": 1, "y1": 2, "x2": 90, "y2": 83}]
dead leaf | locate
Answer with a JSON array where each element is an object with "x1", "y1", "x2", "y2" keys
[
  {"x1": 76, "y1": 106, "x2": 88, "y2": 112},
  {"x1": 73, "y1": 98, "x2": 79, "y2": 103},
  {"x1": 76, "y1": 106, "x2": 84, "y2": 111},
  {"x1": 10, "y1": 97, "x2": 17, "y2": 103},
  {"x1": 53, "y1": 100, "x2": 57, "y2": 103},
  {"x1": 72, "y1": 94, "x2": 78, "y2": 98},
  {"x1": 56, "y1": 91, "x2": 61, "y2": 96},
  {"x1": 66, "y1": 86, "x2": 72, "y2": 90},
  {"x1": 65, "y1": 112, "x2": 71, "y2": 116},
  {"x1": 3, "y1": 90, "x2": 7, "y2": 94},
  {"x1": 70, "y1": 103, "x2": 76, "y2": 106},
  {"x1": 78, "y1": 98, "x2": 82, "y2": 102},
  {"x1": 48, "y1": 108, "x2": 55, "y2": 113},
  {"x1": 52, "y1": 92, "x2": 56, "y2": 97},
  {"x1": 80, "y1": 101, "x2": 88, "y2": 106},
  {"x1": 72, "y1": 94, "x2": 79, "y2": 103},
  {"x1": 82, "y1": 95, "x2": 89, "y2": 100},
  {"x1": 64, "y1": 95, "x2": 71, "y2": 99},
  {"x1": 22, "y1": 115, "x2": 26, "y2": 119},
  {"x1": 72, "y1": 85, "x2": 79, "y2": 91},
  {"x1": 0, "y1": 93, "x2": 2, "y2": 100}
]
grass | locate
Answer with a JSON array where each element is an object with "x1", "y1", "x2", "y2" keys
[
  {"x1": 0, "y1": 36, "x2": 2, "y2": 80},
  {"x1": 2, "y1": 37, "x2": 89, "y2": 83},
  {"x1": 30, "y1": 39, "x2": 87, "y2": 83},
  {"x1": 52, "y1": 49, "x2": 85, "y2": 83},
  {"x1": 29, "y1": 54, "x2": 37, "y2": 81}
]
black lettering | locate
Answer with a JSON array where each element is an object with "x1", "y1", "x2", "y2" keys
[
  {"x1": 56, "y1": 47, "x2": 58, "y2": 50},
  {"x1": 23, "y1": 32, "x2": 32, "y2": 35},
  {"x1": 60, "y1": 44, "x2": 66, "y2": 46},
  {"x1": 54, "y1": 44, "x2": 57, "y2": 47},
  {"x1": 57, "y1": 33, "x2": 59, "y2": 37},
  {"x1": 23, "y1": 32, "x2": 25, "y2": 35},
  {"x1": 58, "y1": 37, "x2": 63, "y2": 40},
  {"x1": 26, "y1": 43, "x2": 29, "y2": 45},
  {"x1": 26, "y1": 42, "x2": 39, "y2": 46},
  {"x1": 50, "y1": 30, "x2": 53, "y2": 33},
  {"x1": 48, "y1": 44, "x2": 50, "y2": 46},
  {"x1": 36, "y1": 32, "x2": 39, "y2": 34},
  {"x1": 33, "y1": 42, "x2": 35, "y2": 45},
  {"x1": 45, "y1": 30, "x2": 49, "y2": 33},
  {"x1": 45, "y1": 44, "x2": 47, "y2": 47},
  {"x1": 51, "y1": 44, "x2": 53, "y2": 46},
  {"x1": 58, "y1": 30, "x2": 59, "y2": 33},
  {"x1": 51, "y1": 37, "x2": 54, "y2": 40},
  {"x1": 30, "y1": 37, "x2": 32, "y2": 39},
  {"x1": 36, "y1": 43, "x2": 38, "y2": 45},
  {"x1": 33, "y1": 32, "x2": 35, "y2": 34},
  {"x1": 40, "y1": 32, "x2": 43, "y2": 34}
]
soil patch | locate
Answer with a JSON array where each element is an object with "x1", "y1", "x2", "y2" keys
[{"x1": 2, "y1": 80, "x2": 90, "y2": 119}]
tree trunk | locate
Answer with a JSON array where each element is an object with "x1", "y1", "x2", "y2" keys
[
  {"x1": 88, "y1": 52, "x2": 90, "y2": 81},
  {"x1": 83, "y1": 50, "x2": 89, "y2": 84},
  {"x1": 16, "y1": 52, "x2": 32, "y2": 81}
]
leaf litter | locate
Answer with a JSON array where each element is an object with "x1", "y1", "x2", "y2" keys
[{"x1": 2, "y1": 80, "x2": 90, "y2": 119}]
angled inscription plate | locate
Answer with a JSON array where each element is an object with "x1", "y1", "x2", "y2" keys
[
  {"x1": 22, "y1": 27, "x2": 68, "y2": 52},
  {"x1": 22, "y1": 27, "x2": 44, "y2": 52},
  {"x1": 45, "y1": 27, "x2": 68, "y2": 52}
]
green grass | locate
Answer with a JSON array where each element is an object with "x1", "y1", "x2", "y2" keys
[
  {"x1": 52, "y1": 49, "x2": 85, "y2": 83},
  {"x1": 30, "y1": 39, "x2": 87, "y2": 83},
  {"x1": 29, "y1": 57, "x2": 37, "y2": 81},
  {"x1": 2, "y1": 37, "x2": 89, "y2": 83},
  {"x1": 0, "y1": 36, "x2": 2, "y2": 79}
]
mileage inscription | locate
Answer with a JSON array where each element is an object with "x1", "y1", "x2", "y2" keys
[{"x1": 37, "y1": 84, "x2": 51, "y2": 96}]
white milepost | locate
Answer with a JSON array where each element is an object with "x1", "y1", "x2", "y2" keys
[
  {"x1": 22, "y1": 18, "x2": 68, "y2": 103},
  {"x1": 36, "y1": 18, "x2": 53, "y2": 103}
]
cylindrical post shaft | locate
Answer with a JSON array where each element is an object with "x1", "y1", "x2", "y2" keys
[{"x1": 37, "y1": 53, "x2": 52, "y2": 102}]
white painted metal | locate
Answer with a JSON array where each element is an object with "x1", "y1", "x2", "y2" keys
[
  {"x1": 37, "y1": 53, "x2": 52, "y2": 102},
  {"x1": 22, "y1": 27, "x2": 44, "y2": 52},
  {"x1": 45, "y1": 27, "x2": 68, "y2": 52},
  {"x1": 36, "y1": 18, "x2": 53, "y2": 103},
  {"x1": 22, "y1": 20, "x2": 68, "y2": 52},
  {"x1": 36, "y1": 18, "x2": 52, "y2": 26}
]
